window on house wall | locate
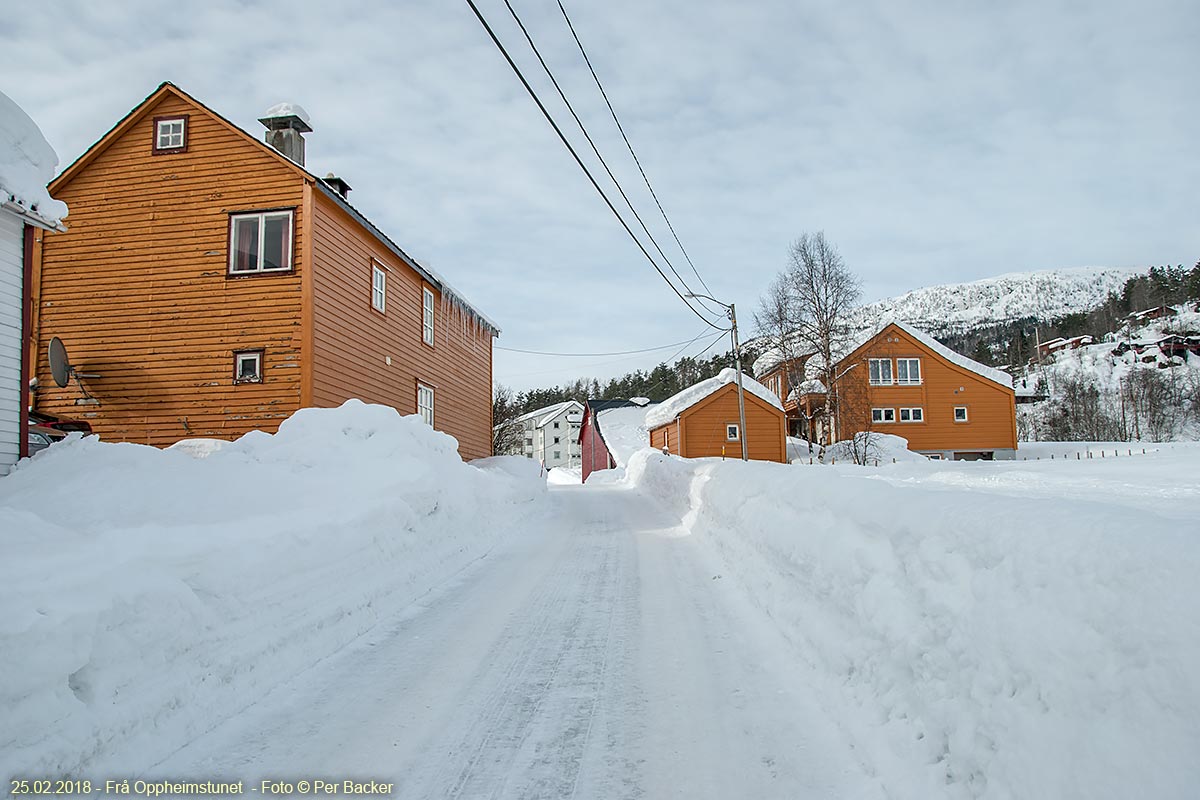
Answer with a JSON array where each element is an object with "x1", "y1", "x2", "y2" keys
[
  {"x1": 726, "y1": 423, "x2": 740, "y2": 441},
  {"x1": 954, "y1": 406, "x2": 969, "y2": 422},
  {"x1": 553, "y1": 421, "x2": 560, "y2": 429},
  {"x1": 233, "y1": 350, "x2": 264, "y2": 383},
  {"x1": 229, "y1": 210, "x2": 293, "y2": 274},
  {"x1": 871, "y1": 408, "x2": 896, "y2": 423},
  {"x1": 554, "y1": 451, "x2": 561, "y2": 460},
  {"x1": 422, "y1": 287, "x2": 435, "y2": 345},
  {"x1": 553, "y1": 437, "x2": 560, "y2": 444},
  {"x1": 371, "y1": 265, "x2": 387, "y2": 312},
  {"x1": 417, "y1": 384, "x2": 435, "y2": 426},
  {"x1": 869, "y1": 358, "x2": 893, "y2": 385},
  {"x1": 899, "y1": 407, "x2": 924, "y2": 422},
  {"x1": 896, "y1": 358, "x2": 922, "y2": 385},
  {"x1": 153, "y1": 116, "x2": 187, "y2": 153}
]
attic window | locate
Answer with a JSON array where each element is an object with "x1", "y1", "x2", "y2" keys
[
  {"x1": 233, "y1": 349, "x2": 264, "y2": 383},
  {"x1": 726, "y1": 423, "x2": 740, "y2": 441},
  {"x1": 153, "y1": 115, "x2": 188, "y2": 154}
]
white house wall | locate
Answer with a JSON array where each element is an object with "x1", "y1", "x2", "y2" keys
[{"x1": 0, "y1": 212, "x2": 24, "y2": 474}]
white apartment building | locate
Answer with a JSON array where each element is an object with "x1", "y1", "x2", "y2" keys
[{"x1": 515, "y1": 400, "x2": 583, "y2": 469}]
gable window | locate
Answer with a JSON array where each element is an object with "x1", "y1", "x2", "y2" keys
[
  {"x1": 726, "y1": 423, "x2": 740, "y2": 441},
  {"x1": 896, "y1": 358, "x2": 922, "y2": 385},
  {"x1": 153, "y1": 115, "x2": 187, "y2": 154},
  {"x1": 422, "y1": 287, "x2": 435, "y2": 346},
  {"x1": 899, "y1": 407, "x2": 924, "y2": 422},
  {"x1": 954, "y1": 406, "x2": 969, "y2": 422},
  {"x1": 871, "y1": 408, "x2": 896, "y2": 423},
  {"x1": 233, "y1": 349, "x2": 264, "y2": 383},
  {"x1": 553, "y1": 421, "x2": 560, "y2": 429},
  {"x1": 229, "y1": 210, "x2": 293, "y2": 274},
  {"x1": 869, "y1": 358, "x2": 893, "y2": 385},
  {"x1": 417, "y1": 383, "x2": 435, "y2": 426},
  {"x1": 371, "y1": 265, "x2": 387, "y2": 313}
]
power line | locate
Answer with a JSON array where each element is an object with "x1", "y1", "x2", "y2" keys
[
  {"x1": 554, "y1": 0, "x2": 718, "y2": 308},
  {"x1": 501, "y1": 327, "x2": 718, "y2": 380},
  {"x1": 499, "y1": 0, "x2": 724, "y2": 322},
  {"x1": 461, "y1": 0, "x2": 725, "y2": 331},
  {"x1": 496, "y1": 330, "x2": 722, "y2": 357}
]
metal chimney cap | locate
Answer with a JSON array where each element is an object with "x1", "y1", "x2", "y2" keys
[{"x1": 259, "y1": 102, "x2": 312, "y2": 133}]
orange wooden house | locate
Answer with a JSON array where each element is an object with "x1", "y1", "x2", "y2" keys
[
  {"x1": 28, "y1": 83, "x2": 498, "y2": 460},
  {"x1": 786, "y1": 321, "x2": 1017, "y2": 460},
  {"x1": 645, "y1": 368, "x2": 787, "y2": 462}
]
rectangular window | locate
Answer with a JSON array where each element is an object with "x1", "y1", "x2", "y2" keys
[
  {"x1": 726, "y1": 423, "x2": 740, "y2": 441},
  {"x1": 233, "y1": 350, "x2": 263, "y2": 383},
  {"x1": 422, "y1": 287, "x2": 435, "y2": 346},
  {"x1": 927, "y1": 453, "x2": 942, "y2": 460},
  {"x1": 229, "y1": 210, "x2": 293, "y2": 274},
  {"x1": 371, "y1": 265, "x2": 386, "y2": 312},
  {"x1": 553, "y1": 437, "x2": 560, "y2": 444},
  {"x1": 153, "y1": 116, "x2": 187, "y2": 153},
  {"x1": 553, "y1": 421, "x2": 560, "y2": 429},
  {"x1": 954, "y1": 406, "x2": 969, "y2": 422},
  {"x1": 417, "y1": 384, "x2": 435, "y2": 426},
  {"x1": 896, "y1": 358, "x2": 922, "y2": 385},
  {"x1": 554, "y1": 451, "x2": 561, "y2": 460},
  {"x1": 899, "y1": 407, "x2": 924, "y2": 422},
  {"x1": 869, "y1": 358, "x2": 893, "y2": 385},
  {"x1": 871, "y1": 408, "x2": 896, "y2": 423}
]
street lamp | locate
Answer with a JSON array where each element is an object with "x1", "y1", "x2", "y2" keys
[{"x1": 685, "y1": 292, "x2": 748, "y2": 462}]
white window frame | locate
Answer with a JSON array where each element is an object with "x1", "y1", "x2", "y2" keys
[
  {"x1": 234, "y1": 350, "x2": 263, "y2": 384},
  {"x1": 155, "y1": 117, "x2": 186, "y2": 151},
  {"x1": 896, "y1": 358, "x2": 922, "y2": 385},
  {"x1": 371, "y1": 265, "x2": 387, "y2": 313},
  {"x1": 954, "y1": 406, "x2": 969, "y2": 422},
  {"x1": 229, "y1": 210, "x2": 294, "y2": 274},
  {"x1": 726, "y1": 423, "x2": 740, "y2": 441},
  {"x1": 869, "y1": 358, "x2": 893, "y2": 386},
  {"x1": 899, "y1": 407, "x2": 924, "y2": 423},
  {"x1": 927, "y1": 453, "x2": 942, "y2": 460},
  {"x1": 871, "y1": 407, "x2": 896, "y2": 423},
  {"x1": 422, "y1": 287, "x2": 435, "y2": 346},
  {"x1": 417, "y1": 383, "x2": 435, "y2": 426}
]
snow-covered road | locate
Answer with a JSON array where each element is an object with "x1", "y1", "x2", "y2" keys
[{"x1": 147, "y1": 483, "x2": 878, "y2": 799}]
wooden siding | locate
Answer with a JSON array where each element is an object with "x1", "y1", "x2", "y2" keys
[
  {"x1": 841, "y1": 324, "x2": 1017, "y2": 453},
  {"x1": 309, "y1": 192, "x2": 494, "y2": 461},
  {"x1": 33, "y1": 93, "x2": 306, "y2": 445},
  {"x1": 0, "y1": 213, "x2": 23, "y2": 472},
  {"x1": 652, "y1": 383, "x2": 787, "y2": 463}
]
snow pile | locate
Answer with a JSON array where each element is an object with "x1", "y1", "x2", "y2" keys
[
  {"x1": 596, "y1": 403, "x2": 658, "y2": 466},
  {"x1": 0, "y1": 90, "x2": 68, "y2": 226},
  {"x1": 0, "y1": 401, "x2": 545, "y2": 776},
  {"x1": 821, "y1": 432, "x2": 929, "y2": 464},
  {"x1": 645, "y1": 368, "x2": 782, "y2": 428},
  {"x1": 620, "y1": 448, "x2": 1200, "y2": 798}
]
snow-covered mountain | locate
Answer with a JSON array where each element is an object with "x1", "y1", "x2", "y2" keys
[{"x1": 852, "y1": 267, "x2": 1142, "y2": 336}]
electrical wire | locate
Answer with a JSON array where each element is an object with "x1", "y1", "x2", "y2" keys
[
  {"x1": 461, "y1": 0, "x2": 726, "y2": 330},
  {"x1": 554, "y1": 0, "x2": 718, "y2": 308},
  {"x1": 499, "y1": 0, "x2": 725, "y2": 322},
  {"x1": 496, "y1": 330, "x2": 722, "y2": 357}
]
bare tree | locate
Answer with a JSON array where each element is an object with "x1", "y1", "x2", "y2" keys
[
  {"x1": 753, "y1": 272, "x2": 811, "y2": 438},
  {"x1": 491, "y1": 383, "x2": 525, "y2": 456},
  {"x1": 834, "y1": 358, "x2": 882, "y2": 464}
]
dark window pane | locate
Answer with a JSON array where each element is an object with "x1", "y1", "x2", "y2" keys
[
  {"x1": 263, "y1": 215, "x2": 289, "y2": 270},
  {"x1": 233, "y1": 217, "x2": 259, "y2": 272}
]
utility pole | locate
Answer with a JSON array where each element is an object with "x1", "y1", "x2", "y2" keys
[{"x1": 686, "y1": 292, "x2": 749, "y2": 461}]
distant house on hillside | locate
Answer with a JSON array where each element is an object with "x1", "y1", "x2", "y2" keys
[
  {"x1": 515, "y1": 400, "x2": 583, "y2": 468},
  {"x1": 0, "y1": 90, "x2": 68, "y2": 474},
  {"x1": 30, "y1": 82, "x2": 498, "y2": 459},
  {"x1": 645, "y1": 369, "x2": 787, "y2": 463},
  {"x1": 792, "y1": 321, "x2": 1017, "y2": 460},
  {"x1": 577, "y1": 398, "x2": 655, "y2": 482},
  {"x1": 1129, "y1": 305, "x2": 1178, "y2": 324}
]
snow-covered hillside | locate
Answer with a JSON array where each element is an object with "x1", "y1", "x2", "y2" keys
[{"x1": 852, "y1": 267, "x2": 1140, "y2": 337}]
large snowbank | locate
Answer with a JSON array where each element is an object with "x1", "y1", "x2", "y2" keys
[
  {"x1": 645, "y1": 368, "x2": 782, "y2": 428},
  {"x1": 0, "y1": 401, "x2": 545, "y2": 776},
  {"x1": 620, "y1": 447, "x2": 1200, "y2": 798},
  {"x1": 596, "y1": 403, "x2": 658, "y2": 467},
  {"x1": 0, "y1": 90, "x2": 68, "y2": 226}
]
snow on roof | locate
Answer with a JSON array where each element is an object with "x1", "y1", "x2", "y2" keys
[
  {"x1": 515, "y1": 400, "x2": 583, "y2": 428},
  {"x1": 842, "y1": 320, "x2": 1013, "y2": 389},
  {"x1": 0, "y1": 90, "x2": 68, "y2": 229},
  {"x1": 595, "y1": 404, "x2": 659, "y2": 467},
  {"x1": 645, "y1": 368, "x2": 784, "y2": 429},
  {"x1": 261, "y1": 101, "x2": 311, "y2": 125}
]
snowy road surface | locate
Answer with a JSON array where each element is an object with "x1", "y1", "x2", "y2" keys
[{"x1": 148, "y1": 483, "x2": 879, "y2": 798}]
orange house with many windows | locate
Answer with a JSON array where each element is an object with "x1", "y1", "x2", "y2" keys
[{"x1": 29, "y1": 83, "x2": 498, "y2": 459}]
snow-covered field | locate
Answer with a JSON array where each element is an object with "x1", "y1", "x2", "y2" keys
[
  {"x1": 0, "y1": 401, "x2": 545, "y2": 779},
  {"x1": 618, "y1": 444, "x2": 1200, "y2": 798}
]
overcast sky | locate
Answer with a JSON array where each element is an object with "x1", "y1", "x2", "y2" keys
[{"x1": 4, "y1": 0, "x2": 1197, "y2": 390}]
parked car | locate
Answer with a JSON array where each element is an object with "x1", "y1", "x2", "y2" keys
[
  {"x1": 28, "y1": 411, "x2": 92, "y2": 434},
  {"x1": 27, "y1": 424, "x2": 67, "y2": 456}
]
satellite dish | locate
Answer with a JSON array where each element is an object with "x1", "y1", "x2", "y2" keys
[{"x1": 48, "y1": 337, "x2": 71, "y2": 388}]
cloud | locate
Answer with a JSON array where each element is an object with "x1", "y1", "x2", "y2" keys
[{"x1": 3, "y1": 0, "x2": 1197, "y2": 390}]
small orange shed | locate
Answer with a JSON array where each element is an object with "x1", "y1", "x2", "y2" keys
[{"x1": 645, "y1": 368, "x2": 787, "y2": 462}]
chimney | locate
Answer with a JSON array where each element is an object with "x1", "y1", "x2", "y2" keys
[
  {"x1": 321, "y1": 173, "x2": 352, "y2": 200},
  {"x1": 259, "y1": 102, "x2": 312, "y2": 166}
]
